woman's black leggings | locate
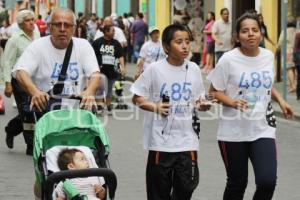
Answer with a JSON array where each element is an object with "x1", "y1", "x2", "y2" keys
[{"x1": 218, "y1": 138, "x2": 277, "y2": 200}]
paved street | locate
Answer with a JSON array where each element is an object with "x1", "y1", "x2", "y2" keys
[
  {"x1": 0, "y1": 89, "x2": 300, "y2": 200},
  {"x1": 0, "y1": 64, "x2": 300, "y2": 199}
]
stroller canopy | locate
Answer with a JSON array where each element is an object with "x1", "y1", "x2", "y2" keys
[{"x1": 33, "y1": 109, "x2": 109, "y2": 164}]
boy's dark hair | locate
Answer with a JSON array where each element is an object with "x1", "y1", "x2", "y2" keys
[
  {"x1": 57, "y1": 148, "x2": 82, "y2": 170},
  {"x1": 102, "y1": 25, "x2": 113, "y2": 34},
  {"x1": 78, "y1": 12, "x2": 83, "y2": 18},
  {"x1": 220, "y1": 8, "x2": 229, "y2": 15},
  {"x1": 162, "y1": 24, "x2": 189, "y2": 46},
  {"x1": 233, "y1": 12, "x2": 261, "y2": 47},
  {"x1": 38, "y1": 14, "x2": 42, "y2": 20}
]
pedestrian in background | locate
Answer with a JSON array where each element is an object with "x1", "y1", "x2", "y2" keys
[
  {"x1": 94, "y1": 16, "x2": 127, "y2": 48},
  {"x1": 130, "y1": 12, "x2": 148, "y2": 63},
  {"x1": 202, "y1": 11, "x2": 215, "y2": 74},
  {"x1": 276, "y1": 16, "x2": 297, "y2": 93},
  {"x1": 134, "y1": 26, "x2": 166, "y2": 80},
  {"x1": 208, "y1": 13, "x2": 293, "y2": 200},
  {"x1": 87, "y1": 13, "x2": 98, "y2": 43},
  {"x1": 294, "y1": 31, "x2": 300, "y2": 100},
  {"x1": 75, "y1": 16, "x2": 88, "y2": 39},
  {"x1": 92, "y1": 25, "x2": 125, "y2": 115},
  {"x1": 2, "y1": 9, "x2": 40, "y2": 153},
  {"x1": 257, "y1": 14, "x2": 276, "y2": 48},
  {"x1": 0, "y1": 18, "x2": 12, "y2": 49},
  {"x1": 35, "y1": 14, "x2": 46, "y2": 37},
  {"x1": 212, "y1": 8, "x2": 232, "y2": 62}
]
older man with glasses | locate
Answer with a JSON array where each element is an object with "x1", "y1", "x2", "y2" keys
[{"x1": 11, "y1": 8, "x2": 101, "y2": 156}]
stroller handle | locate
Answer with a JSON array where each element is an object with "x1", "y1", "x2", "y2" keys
[{"x1": 44, "y1": 168, "x2": 117, "y2": 200}]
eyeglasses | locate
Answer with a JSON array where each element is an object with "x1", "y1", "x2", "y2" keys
[
  {"x1": 50, "y1": 22, "x2": 75, "y2": 29},
  {"x1": 24, "y1": 18, "x2": 35, "y2": 22}
]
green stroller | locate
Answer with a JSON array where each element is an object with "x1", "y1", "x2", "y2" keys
[{"x1": 33, "y1": 109, "x2": 117, "y2": 200}]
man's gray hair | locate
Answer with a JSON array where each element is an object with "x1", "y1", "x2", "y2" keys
[
  {"x1": 49, "y1": 8, "x2": 77, "y2": 24},
  {"x1": 16, "y1": 10, "x2": 35, "y2": 26}
]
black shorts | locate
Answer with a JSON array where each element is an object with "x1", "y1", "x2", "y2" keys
[
  {"x1": 207, "y1": 42, "x2": 215, "y2": 54},
  {"x1": 146, "y1": 151, "x2": 199, "y2": 200}
]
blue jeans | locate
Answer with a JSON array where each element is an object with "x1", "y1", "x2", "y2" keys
[{"x1": 133, "y1": 42, "x2": 143, "y2": 62}]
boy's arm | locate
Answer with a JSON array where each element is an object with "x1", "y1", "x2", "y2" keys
[{"x1": 132, "y1": 94, "x2": 170, "y2": 117}]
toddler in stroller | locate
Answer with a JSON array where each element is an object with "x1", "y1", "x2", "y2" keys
[
  {"x1": 55, "y1": 148, "x2": 106, "y2": 200},
  {"x1": 33, "y1": 109, "x2": 117, "y2": 200}
]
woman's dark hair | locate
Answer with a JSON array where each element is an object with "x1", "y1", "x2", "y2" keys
[
  {"x1": 162, "y1": 24, "x2": 189, "y2": 46},
  {"x1": 233, "y1": 12, "x2": 261, "y2": 47},
  {"x1": 235, "y1": 12, "x2": 261, "y2": 34},
  {"x1": 208, "y1": 11, "x2": 215, "y2": 21},
  {"x1": 257, "y1": 14, "x2": 265, "y2": 25}
]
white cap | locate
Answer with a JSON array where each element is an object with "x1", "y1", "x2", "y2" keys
[
  {"x1": 149, "y1": 26, "x2": 159, "y2": 35},
  {"x1": 111, "y1": 13, "x2": 117, "y2": 20}
]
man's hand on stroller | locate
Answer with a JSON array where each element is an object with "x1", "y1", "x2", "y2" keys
[
  {"x1": 30, "y1": 90, "x2": 50, "y2": 112},
  {"x1": 79, "y1": 90, "x2": 97, "y2": 112},
  {"x1": 94, "y1": 184, "x2": 106, "y2": 199}
]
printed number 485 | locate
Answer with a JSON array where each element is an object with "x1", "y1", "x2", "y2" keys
[
  {"x1": 160, "y1": 82, "x2": 192, "y2": 101},
  {"x1": 239, "y1": 71, "x2": 272, "y2": 89}
]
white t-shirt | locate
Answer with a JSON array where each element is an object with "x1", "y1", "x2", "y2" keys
[
  {"x1": 12, "y1": 36, "x2": 99, "y2": 109},
  {"x1": 55, "y1": 176, "x2": 105, "y2": 200},
  {"x1": 212, "y1": 19, "x2": 232, "y2": 52},
  {"x1": 139, "y1": 40, "x2": 166, "y2": 71},
  {"x1": 207, "y1": 47, "x2": 276, "y2": 142},
  {"x1": 130, "y1": 59, "x2": 205, "y2": 152},
  {"x1": 94, "y1": 26, "x2": 127, "y2": 46}
]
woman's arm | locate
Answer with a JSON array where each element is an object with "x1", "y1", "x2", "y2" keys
[{"x1": 209, "y1": 84, "x2": 248, "y2": 111}]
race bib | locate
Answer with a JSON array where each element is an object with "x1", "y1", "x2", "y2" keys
[{"x1": 102, "y1": 55, "x2": 116, "y2": 65}]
